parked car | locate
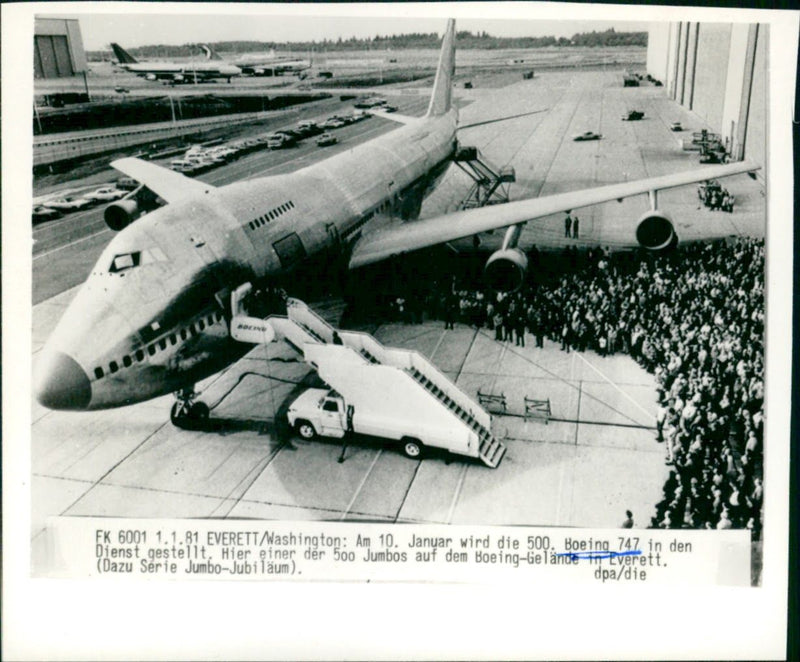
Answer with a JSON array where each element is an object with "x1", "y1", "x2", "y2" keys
[
  {"x1": 316, "y1": 133, "x2": 338, "y2": 147},
  {"x1": 572, "y1": 131, "x2": 602, "y2": 141},
  {"x1": 116, "y1": 178, "x2": 140, "y2": 191},
  {"x1": 670, "y1": 122, "x2": 684, "y2": 131},
  {"x1": 171, "y1": 162, "x2": 200, "y2": 175},
  {"x1": 381, "y1": 104, "x2": 398, "y2": 113},
  {"x1": 32, "y1": 205, "x2": 62, "y2": 222},
  {"x1": 353, "y1": 96, "x2": 386, "y2": 108},
  {"x1": 320, "y1": 118, "x2": 345, "y2": 129},
  {"x1": 621, "y1": 110, "x2": 645, "y2": 121},
  {"x1": 85, "y1": 186, "x2": 126, "y2": 202},
  {"x1": 43, "y1": 195, "x2": 94, "y2": 211}
]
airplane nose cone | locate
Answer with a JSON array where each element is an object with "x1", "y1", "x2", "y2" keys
[{"x1": 35, "y1": 351, "x2": 91, "y2": 410}]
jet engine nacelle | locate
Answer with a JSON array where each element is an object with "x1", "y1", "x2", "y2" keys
[
  {"x1": 635, "y1": 210, "x2": 677, "y2": 251},
  {"x1": 104, "y1": 199, "x2": 139, "y2": 231},
  {"x1": 484, "y1": 247, "x2": 529, "y2": 293}
]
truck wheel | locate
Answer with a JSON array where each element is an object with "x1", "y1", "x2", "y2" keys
[
  {"x1": 401, "y1": 438, "x2": 423, "y2": 459},
  {"x1": 188, "y1": 402, "x2": 209, "y2": 419},
  {"x1": 296, "y1": 421, "x2": 317, "y2": 440}
]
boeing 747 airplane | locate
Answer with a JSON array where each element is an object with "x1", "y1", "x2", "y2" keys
[
  {"x1": 37, "y1": 20, "x2": 759, "y2": 422},
  {"x1": 200, "y1": 44, "x2": 310, "y2": 76},
  {"x1": 111, "y1": 43, "x2": 241, "y2": 83}
]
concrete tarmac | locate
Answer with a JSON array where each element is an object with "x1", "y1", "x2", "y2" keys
[{"x1": 30, "y1": 67, "x2": 765, "y2": 572}]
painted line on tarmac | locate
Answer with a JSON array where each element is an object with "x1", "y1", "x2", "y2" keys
[
  {"x1": 574, "y1": 352, "x2": 655, "y2": 424},
  {"x1": 340, "y1": 449, "x2": 383, "y2": 521},
  {"x1": 446, "y1": 463, "x2": 469, "y2": 524}
]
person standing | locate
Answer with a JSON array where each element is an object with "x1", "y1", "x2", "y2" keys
[
  {"x1": 622, "y1": 510, "x2": 634, "y2": 528},
  {"x1": 656, "y1": 402, "x2": 667, "y2": 442},
  {"x1": 444, "y1": 295, "x2": 456, "y2": 330},
  {"x1": 338, "y1": 404, "x2": 355, "y2": 464},
  {"x1": 564, "y1": 213, "x2": 572, "y2": 238},
  {"x1": 514, "y1": 313, "x2": 526, "y2": 347},
  {"x1": 572, "y1": 215, "x2": 580, "y2": 239},
  {"x1": 502, "y1": 312, "x2": 514, "y2": 343},
  {"x1": 493, "y1": 310, "x2": 504, "y2": 341}
]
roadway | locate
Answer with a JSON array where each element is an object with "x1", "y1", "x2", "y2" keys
[{"x1": 30, "y1": 68, "x2": 765, "y2": 573}]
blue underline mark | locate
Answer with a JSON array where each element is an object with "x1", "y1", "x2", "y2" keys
[{"x1": 555, "y1": 550, "x2": 642, "y2": 561}]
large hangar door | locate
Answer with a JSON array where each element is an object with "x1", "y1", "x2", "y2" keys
[
  {"x1": 35, "y1": 35, "x2": 74, "y2": 78},
  {"x1": 691, "y1": 24, "x2": 731, "y2": 131},
  {"x1": 743, "y1": 25, "x2": 766, "y2": 180}
]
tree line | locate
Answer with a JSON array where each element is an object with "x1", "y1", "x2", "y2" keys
[{"x1": 91, "y1": 28, "x2": 646, "y2": 60}]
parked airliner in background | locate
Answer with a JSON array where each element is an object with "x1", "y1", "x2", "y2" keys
[
  {"x1": 110, "y1": 43, "x2": 241, "y2": 83},
  {"x1": 200, "y1": 44, "x2": 311, "y2": 76},
  {"x1": 37, "y1": 20, "x2": 759, "y2": 421}
]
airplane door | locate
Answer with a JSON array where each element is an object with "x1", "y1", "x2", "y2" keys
[
  {"x1": 319, "y1": 398, "x2": 345, "y2": 438},
  {"x1": 326, "y1": 222, "x2": 340, "y2": 250}
]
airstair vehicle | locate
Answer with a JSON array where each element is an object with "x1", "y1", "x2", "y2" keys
[
  {"x1": 453, "y1": 145, "x2": 516, "y2": 209},
  {"x1": 231, "y1": 288, "x2": 506, "y2": 468}
]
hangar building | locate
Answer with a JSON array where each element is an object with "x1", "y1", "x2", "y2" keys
[
  {"x1": 647, "y1": 23, "x2": 766, "y2": 178},
  {"x1": 34, "y1": 17, "x2": 87, "y2": 78}
]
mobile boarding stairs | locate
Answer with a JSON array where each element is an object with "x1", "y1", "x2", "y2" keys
[{"x1": 230, "y1": 287, "x2": 506, "y2": 468}]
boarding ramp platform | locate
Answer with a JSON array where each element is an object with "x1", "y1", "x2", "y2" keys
[
  {"x1": 265, "y1": 298, "x2": 506, "y2": 468},
  {"x1": 453, "y1": 145, "x2": 516, "y2": 209}
]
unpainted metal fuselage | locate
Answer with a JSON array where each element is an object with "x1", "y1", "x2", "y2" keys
[
  {"x1": 36, "y1": 110, "x2": 458, "y2": 410},
  {"x1": 120, "y1": 62, "x2": 241, "y2": 81}
]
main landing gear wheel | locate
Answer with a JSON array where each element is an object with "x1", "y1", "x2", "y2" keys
[
  {"x1": 296, "y1": 421, "x2": 317, "y2": 440},
  {"x1": 170, "y1": 389, "x2": 210, "y2": 428},
  {"x1": 401, "y1": 438, "x2": 423, "y2": 459}
]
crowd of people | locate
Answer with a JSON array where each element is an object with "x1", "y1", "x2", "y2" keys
[
  {"x1": 378, "y1": 239, "x2": 765, "y2": 537},
  {"x1": 698, "y1": 179, "x2": 735, "y2": 212}
]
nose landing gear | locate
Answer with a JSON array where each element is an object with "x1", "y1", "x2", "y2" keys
[{"x1": 170, "y1": 387, "x2": 210, "y2": 428}]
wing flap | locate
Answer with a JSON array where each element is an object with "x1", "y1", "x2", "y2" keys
[
  {"x1": 110, "y1": 157, "x2": 214, "y2": 203},
  {"x1": 350, "y1": 160, "x2": 760, "y2": 268}
]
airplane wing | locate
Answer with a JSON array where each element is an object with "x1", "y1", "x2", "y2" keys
[
  {"x1": 110, "y1": 157, "x2": 215, "y2": 203},
  {"x1": 349, "y1": 160, "x2": 760, "y2": 268}
]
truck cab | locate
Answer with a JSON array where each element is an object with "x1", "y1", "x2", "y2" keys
[{"x1": 287, "y1": 388, "x2": 347, "y2": 439}]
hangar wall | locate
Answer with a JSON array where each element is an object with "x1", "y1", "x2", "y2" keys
[
  {"x1": 647, "y1": 21, "x2": 766, "y2": 177},
  {"x1": 34, "y1": 18, "x2": 87, "y2": 78}
]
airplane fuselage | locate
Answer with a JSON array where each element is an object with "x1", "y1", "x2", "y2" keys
[
  {"x1": 36, "y1": 110, "x2": 458, "y2": 410},
  {"x1": 119, "y1": 62, "x2": 241, "y2": 82}
]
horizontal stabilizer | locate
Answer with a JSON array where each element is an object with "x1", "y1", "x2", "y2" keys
[
  {"x1": 458, "y1": 108, "x2": 549, "y2": 131},
  {"x1": 110, "y1": 157, "x2": 214, "y2": 203},
  {"x1": 369, "y1": 109, "x2": 419, "y2": 125}
]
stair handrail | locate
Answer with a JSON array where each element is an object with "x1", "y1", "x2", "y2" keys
[
  {"x1": 287, "y1": 299, "x2": 336, "y2": 343},
  {"x1": 338, "y1": 329, "x2": 491, "y2": 429},
  {"x1": 406, "y1": 351, "x2": 492, "y2": 430}
]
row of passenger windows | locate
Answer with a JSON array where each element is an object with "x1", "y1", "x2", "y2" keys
[
  {"x1": 92, "y1": 311, "x2": 224, "y2": 381},
  {"x1": 343, "y1": 210, "x2": 375, "y2": 239},
  {"x1": 248, "y1": 200, "x2": 294, "y2": 232},
  {"x1": 342, "y1": 198, "x2": 393, "y2": 240}
]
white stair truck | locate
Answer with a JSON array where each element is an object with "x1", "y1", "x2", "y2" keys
[{"x1": 286, "y1": 344, "x2": 487, "y2": 462}]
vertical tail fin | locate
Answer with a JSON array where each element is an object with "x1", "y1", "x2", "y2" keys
[
  {"x1": 111, "y1": 43, "x2": 138, "y2": 65},
  {"x1": 425, "y1": 19, "x2": 456, "y2": 117},
  {"x1": 200, "y1": 44, "x2": 223, "y2": 61}
]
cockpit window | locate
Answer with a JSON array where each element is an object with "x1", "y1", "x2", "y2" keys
[
  {"x1": 108, "y1": 248, "x2": 167, "y2": 273},
  {"x1": 110, "y1": 252, "x2": 141, "y2": 272}
]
